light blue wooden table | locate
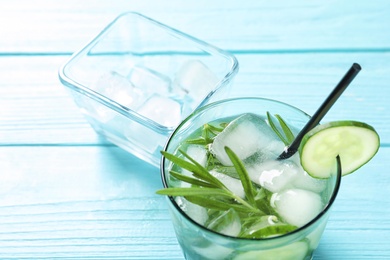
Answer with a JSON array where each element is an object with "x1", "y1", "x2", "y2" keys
[{"x1": 0, "y1": 1, "x2": 389, "y2": 259}]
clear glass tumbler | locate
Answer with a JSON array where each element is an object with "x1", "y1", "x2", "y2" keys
[{"x1": 161, "y1": 97, "x2": 341, "y2": 260}]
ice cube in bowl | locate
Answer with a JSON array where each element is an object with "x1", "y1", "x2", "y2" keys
[{"x1": 58, "y1": 12, "x2": 239, "y2": 167}]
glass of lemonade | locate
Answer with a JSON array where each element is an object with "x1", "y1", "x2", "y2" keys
[{"x1": 160, "y1": 97, "x2": 342, "y2": 260}]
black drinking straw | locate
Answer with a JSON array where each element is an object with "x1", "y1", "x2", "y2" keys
[{"x1": 278, "y1": 63, "x2": 362, "y2": 160}]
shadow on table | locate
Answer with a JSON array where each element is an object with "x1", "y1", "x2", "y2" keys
[{"x1": 98, "y1": 146, "x2": 163, "y2": 197}]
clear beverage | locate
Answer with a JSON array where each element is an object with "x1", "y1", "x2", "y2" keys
[{"x1": 161, "y1": 97, "x2": 341, "y2": 260}]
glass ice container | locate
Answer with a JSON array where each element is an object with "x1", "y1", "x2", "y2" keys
[{"x1": 59, "y1": 12, "x2": 239, "y2": 167}]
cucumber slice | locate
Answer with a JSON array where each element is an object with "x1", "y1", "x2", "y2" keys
[{"x1": 299, "y1": 120, "x2": 380, "y2": 178}]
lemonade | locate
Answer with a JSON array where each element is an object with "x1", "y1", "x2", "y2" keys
[{"x1": 159, "y1": 98, "x2": 345, "y2": 260}]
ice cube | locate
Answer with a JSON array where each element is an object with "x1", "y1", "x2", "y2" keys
[
  {"x1": 206, "y1": 208, "x2": 241, "y2": 237},
  {"x1": 293, "y1": 170, "x2": 327, "y2": 193},
  {"x1": 173, "y1": 60, "x2": 219, "y2": 104},
  {"x1": 87, "y1": 71, "x2": 146, "y2": 122},
  {"x1": 95, "y1": 71, "x2": 145, "y2": 108},
  {"x1": 210, "y1": 113, "x2": 284, "y2": 166},
  {"x1": 209, "y1": 170, "x2": 245, "y2": 198},
  {"x1": 127, "y1": 65, "x2": 171, "y2": 96},
  {"x1": 246, "y1": 160, "x2": 298, "y2": 193},
  {"x1": 137, "y1": 94, "x2": 182, "y2": 128},
  {"x1": 270, "y1": 188, "x2": 323, "y2": 227},
  {"x1": 175, "y1": 197, "x2": 208, "y2": 226},
  {"x1": 180, "y1": 145, "x2": 208, "y2": 187},
  {"x1": 286, "y1": 154, "x2": 327, "y2": 193},
  {"x1": 186, "y1": 145, "x2": 208, "y2": 166}
]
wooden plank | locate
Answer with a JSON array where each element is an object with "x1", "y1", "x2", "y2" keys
[
  {"x1": 0, "y1": 1, "x2": 388, "y2": 259},
  {"x1": 0, "y1": 145, "x2": 388, "y2": 258},
  {"x1": 314, "y1": 145, "x2": 390, "y2": 259},
  {"x1": 0, "y1": 1, "x2": 389, "y2": 53},
  {"x1": 232, "y1": 52, "x2": 390, "y2": 130},
  {"x1": 1, "y1": 53, "x2": 389, "y2": 145},
  {"x1": 0, "y1": 145, "x2": 182, "y2": 259},
  {"x1": 0, "y1": 55, "x2": 102, "y2": 144}
]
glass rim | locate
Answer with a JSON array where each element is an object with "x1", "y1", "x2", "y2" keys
[{"x1": 160, "y1": 96, "x2": 342, "y2": 242}]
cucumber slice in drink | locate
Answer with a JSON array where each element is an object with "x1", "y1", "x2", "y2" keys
[{"x1": 299, "y1": 120, "x2": 380, "y2": 178}]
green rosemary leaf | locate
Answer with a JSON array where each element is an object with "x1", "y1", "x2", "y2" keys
[
  {"x1": 162, "y1": 150, "x2": 199, "y2": 171},
  {"x1": 255, "y1": 197, "x2": 277, "y2": 215},
  {"x1": 205, "y1": 152, "x2": 217, "y2": 170},
  {"x1": 185, "y1": 195, "x2": 255, "y2": 213},
  {"x1": 224, "y1": 146, "x2": 257, "y2": 206},
  {"x1": 156, "y1": 187, "x2": 231, "y2": 197},
  {"x1": 179, "y1": 149, "x2": 227, "y2": 189},
  {"x1": 185, "y1": 138, "x2": 208, "y2": 145},
  {"x1": 212, "y1": 165, "x2": 240, "y2": 179},
  {"x1": 267, "y1": 112, "x2": 288, "y2": 145},
  {"x1": 206, "y1": 123, "x2": 225, "y2": 135},
  {"x1": 170, "y1": 171, "x2": 217, "y2": 188},
  {"x1": 275, "y1": 114, "x2": 295, "y2": 144},
  {"x1": 240, "y1": 214, "x2": 272, "y2": 227},
  {"x1": 162, "y1": 150, "x2": 228, "y2": 190}
]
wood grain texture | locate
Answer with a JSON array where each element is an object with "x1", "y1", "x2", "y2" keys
[
  {"x1": 0, "y1": 146, "x2": 388, "y2": 259},
  {"x1": 1, "y1": 53, "x2": 389, "y2": 144},
  {"x1": 0, "y1": 1, "x2": 389, "y2": 53},
  {"x1": 0, "y1": 0, "x2": 389, "y2": 259},
  {"x1": 0, "y1": 146, "x2": 182, "y2": 259}
]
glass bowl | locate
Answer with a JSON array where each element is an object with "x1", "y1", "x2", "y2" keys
[{"x1": 59, "y1": 12, "x2": 239, "y2": 167}]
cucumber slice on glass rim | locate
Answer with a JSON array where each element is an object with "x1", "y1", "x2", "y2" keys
[{"x1": 298, "y1": 120, "x2": 380, "y2": 178}]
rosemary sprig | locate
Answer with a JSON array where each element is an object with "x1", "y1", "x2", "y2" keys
[
  {"x1": 224, "y1": 146, "x2": 257, "y2": 206},
  {"x1": 157, "y1": 148, "x2": 262, "y2": 214},
  {"x1": 185, "y1": 195, "x2": 256, "y2": 213},
  {"x1": 185, "y1": 123, "x2": 226, "y2": 145},
  {"x1": 267, "y1": 112, "x2": 295, "y2": 145},
  {"x1": 275, "y1": 114, "x2": 295, "y2": 143}
]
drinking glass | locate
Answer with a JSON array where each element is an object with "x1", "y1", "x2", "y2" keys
[{"x1": 161, "y1": 97, "x2": 341, "y2": 260}]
